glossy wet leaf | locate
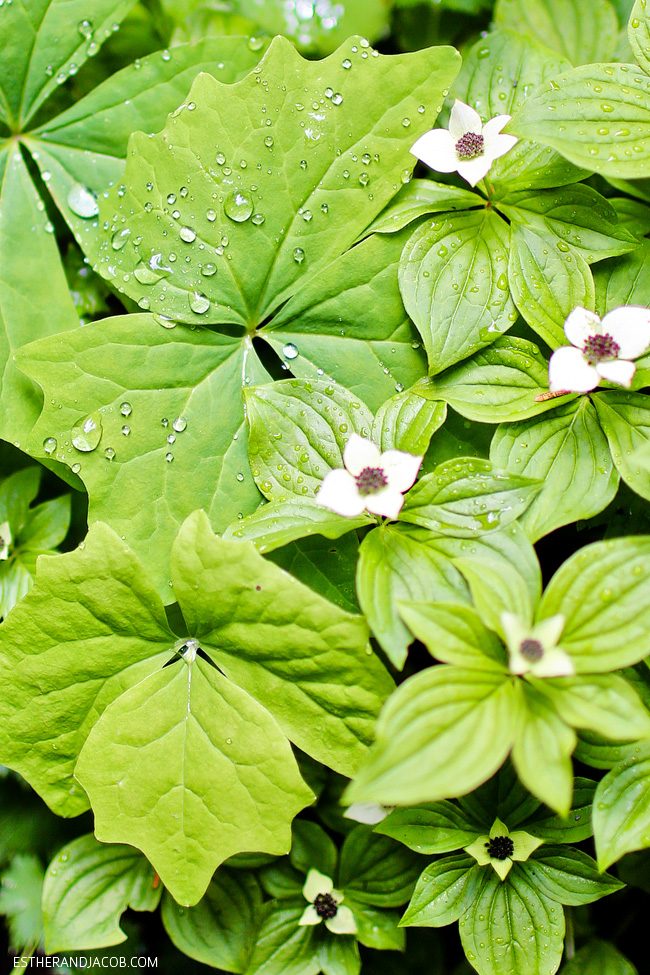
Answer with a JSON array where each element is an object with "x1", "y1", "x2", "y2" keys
[
  {"x1": 400, "y1": 856, "x2": 480, "y2": 927},
  {"x1": 494, "y1": 0, "x2": 618, "y2": 65},
  {"x1": 593, "y1": 741, "x2": 650, "y2": 869},
  {"x1": 525, "y1": 847, "x2": 622, "y2": 905},
  {"x1": 377, "y1": 804, "x2": 482, "y2": 856},
  {"x1": 236, "y1": 0, "x2": 391, "y2": 55},
  {"x1": 593, "y1": 391, "x2": 650, "y2": 501}
]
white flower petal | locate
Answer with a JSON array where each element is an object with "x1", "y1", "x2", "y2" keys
[
  {"x1": 448, "y1": 99, "x2": 483, "y2": 139},
  {"x1": 365, "y1": 487, "x2": 404, "y2": 520},
  {"x1": 344, "y1": 802, "x2": 391, "y2": 825},
  {"x1": 597, "y1": 358, "x2": 636, "y2": 388},
  {"x1": 483, "y1": 131, "x2": 519, "y2": 164},
  {"x1": 343, "y1": 433, "x2": 381, "y2": 476},
  {"x1": 298, "y1": 905, "x2": 322, "y2": 927},
  {"x1": 532, "y1": 614, "x2": 565, "y2": 649},
  {"x1": 456, "y1": 154, "x2": 493, "y2": 187},
  {"x1": 601, "y1": 306, "x2": 650, "y2": 359},
  {"x1": 531, "y1": 647, "x2": 575, "y2": 678},
  {"x1": 548, "y1": 346, "x2": 600, "y2": 393},
  {"x1": 410, "y1": 128, "x2": 459, "y2": 173},
  {"x1": 481, "y1": 114, "x2": 512, "y2": 139},
  {"x1": 509, "y1": 651, "x2": 530, "y2": 676},
  {"x1": 325, "y1": 905, "x2": 358, "y2": 935},
  {"x1": 500, "y1": 612, "x2": 529, "y2": 653},
  {"x1": 563, "y1": 307, "x2": 600, "y2": 348},
  {"x1": 381, "y1": 449, "x2": 422, "y2": 493},
  {"x1": 303, "y1": 869, "x2": 333, "y2": 902},
  {"x1": 315, "y1": 469, "x2": 366, "y2": 517}
]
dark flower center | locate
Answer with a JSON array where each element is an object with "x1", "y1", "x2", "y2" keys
[
  {"x1": 455, "y1": 132, "x2": 485, "y2": 160},
  {"x1": 583, "y1": 333, "x2": 620, "y2": 365},
  {"x1": 355, "y1": 466, "x2": 389, "y2": 496},
  {"x1": 314, "y1": 892, "x2": 338, "y2": 919},
  {"x1": 486, "y1": 836, "x2": 514, "y2": 860},
  {"x1": 520, "y1": 638, "x2": 544, "y2": 661}
]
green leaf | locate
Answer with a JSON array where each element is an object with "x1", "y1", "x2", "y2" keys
[
  {"x1": 524, "y1": 777, "x2": 596, "y2": 843},
  {"x1": 400, "y1": 458, "x2": 540, "y2": 536},
  {"x1": 18, "y1": 318, "x2": 265, "y2": 598},
  {"x1": 344, "y1": 898, "x2": 404, "y2": 951},
  {"x1": 268, "y1": 533, "x2": 359, "y2": 614},
  {"x1": 537, "y1": 537, "x2": 650, "y2": 673},
  {"x1": 245, "y1": 900, "x2": 319, "y2": 975},
  {"x1": 93, "y1": 37, "x2": 460, "y2": 328},
  {"x1": 594, "y1": 238, "x2": 650, "y2": 315},
  {"x1": 337, "y1": 826, "x2": 422, "y2": 908},
  {"x1": 493, "y1": 0, "x2": 618, "y2": 64},
  {"x1": 362, "y1": 179, "x2": 480, "y2": 237},
  {"x1": 490, "y1": 399, "x2": 619, "y2": 541},
  {"x1": 20, "y1": 495, "x2": 71, "y2": 552},
  {"x1": 511, "y1": 681, "x2": 576, "y2": 815},
  {"x1": 560, "y1": 940, "x2": 638, "y2": 975},
  {"x1": 75, "y1": 654, "x2": 314, "y2": 905},
  {"x1": 291, "y1": 821, "x2": 338, "y2": 880},
  {"x1": 317, "y1": 935, "x2": 361, "y2": 975},
  {"x1": 593, "y1": 391, "x2": 650, "y2": 500},
  {"x1": 510, "y1": 64, "x2": 650, "y2": 179},
  {"x1": 171, "y1": 512, "x2": 390, "y2": 777},
  {"x1": 345, "y1": 667, "x2": 519, "y2": 806},
  {"x1": 459, "y1": 865, "x2": 565, "y2": 975},
  {"x1": 0, "y1": 149, "x2": 79, "y2": 448},
  {"x1": 0, "y1": 0, "x2": 137, "y2": 128},
  {"x1": 244, "y1": 379, "x2": 372, "y2": 502},
  {"x1": 397, "y1": 602, "x2": 506, "y2": 671},
  {"x1": 262, "y1": 229, "x2": 427, "y2": 413},
  {"x1": 629, "y1": 0, "x2": 650, "y2": 74},
  {"x1": 161, "y1": 868, "x2": 263, "y2": 972},
  {"x1": 501, "y1": 185, "x2": 639, "y2": 264},
  {"x1": 0, "y1": 522, "x2": 175, "y2": 815},
  {"x1": 525, "y1": 847, "x2": 623, "y2": 905},
  {"x1": 539, "y1": 673, "x2": 650, "y2": 741},
  {"x1": 610, "y1": 194, "x2": 650, "y2": 237},
  {"x1": 42, "y1": 834, "x2": 159, "y2": 952},
  {"x1": 377, "y1": 803, "x2": 482, "y2": 855},
  {"x1": 356, "y1": 525, "x2": 470, "y2": 670},
  {"x1": 0, "y1": 466, "x2": 41, "y2": 530},
  {"x1": 235, "y1": 0, "x2": 391, "y2": 55},
  {"x1": 399, "y1": 209, "x2": 516, "y2": 373},
  {"x1": 416, "y1": 337, "x2": 566, "y2": 424},
  {"x1": 401, "y1": 856, "x2": 480, "y2": 927},
  {"x1": 225, "y1": 499, "x2": 369, "y2": 554},
  {"x1": 0, "y1": 854, "x2": 44, "y2": 954},
  {"x1": 507, "y1": 224, "x2": 596, "y2": 350},
  {"x1": 593, "y1": 741, "x2": 650, "y2": 868},
  {"x1": 372, "y1": 390, "x2": 446, "y2": 455},
  {"x1": 451, "y1": 28, "x2": 583, "y2": 193}
]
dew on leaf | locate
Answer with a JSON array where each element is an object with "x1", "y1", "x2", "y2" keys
[
  {"x1": 224, "y1": 191, "x2": 253, "y2": 222},
  {"x1": 189, "y1": 291, "x2": 210, "y2": 314},
  {"x1": 172, "y1": 416, "x2": 187, "y2": 433},
  {"x1": 104, "y1": 447, "x2": 116, "y2": 460},
  {"x1": 43, "y1": 437, "x2": 57, "y2": 455},
  {"x1": 112, "y1": 228, "x2": 131, "y2": 250},
  {"x1": 252, "y1": 213, "x2": 265, "y2": 225},
  {"x1": 283, "y1": 343, "x2": 299, "y2": 359},
  {"x1": 293, "y1": 248, "x2": 305, "y2": 264},
  {"x1": 67, "y1": 182, "x2": 99, "y2": 218},
  {"x1": 180, "y1": 226, "x2": 196, "y2": 243},
  {"x1": 71, "y1": 412, "x2": 103, "y2": 452}
]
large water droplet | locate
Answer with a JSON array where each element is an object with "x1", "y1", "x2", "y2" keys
[
  {"x1": 283, "y1": 343, "x2": 299, "y2": 359},
  {"x1": 71, "y1": 412, "x2": 103, "y2": 452},
  {"x1": 111, "y1": 228, "x2": 131, "y2": 250},
  {"x1": 224, "y1": 190, "x2": 253, "y2": 223},
  {"x1": 189, "y1": 291, "x2": 210, "y2": 314},
  {"x1": 43, "y1": 437, "x2": 57, "y2": 455},
  {"x1": 180, "y1": 226, "x2": 196, "y2": 243},
  {"x1": 293, "y1": 247, "x2": 305, "y2": 264},
  {"x1": 77, "y1": 18, "x2": 93, "y2": 37},
  {"x1": 67, "y1": 182, "x2": 99, "y2": 218},
  {"x1": 172, "y1": 416, "x2": 187, "y2": 433}
]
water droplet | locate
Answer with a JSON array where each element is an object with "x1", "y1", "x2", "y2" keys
[
  {"x1": 172, "y1": 416, "x2": 187, "y2": 433},
  {"x1": 189, "y1": 291, "x2": 210, "y2": 314},
  {"x1": 180, "y1": 226, "x2": 196, "y2": 243},
  {"x1": 71, "y1": 462, "x2": 81, "y2": 474},
  {"x1": 332, "y1": 92, "x2": 343, "y2": 105},
  {"x1": 161, "y1": 49, "x2": 171, "y2": 62},
  {"x1": 43, "y1": 437, "x2": 57, "y2": 455},
  {"x1": 251, "y1": 212, "x2": 265, "y2": 225},
  {"x1": 293, "y1": 247, "x2": 305, "y2": 264},
  {"x1": 104, "y1": 446, "x2": 116, "y2": 460},
  {"x1": 264, "y1": 135, "x2": 274, "y2": 148},
  {"x1": 224, "y1": 190, "x2": 253, "y2": 223},
  {"x1": 167, "y1": 193, "x2": 176, "y2": 205},
  {"x1": 165, "y1": 452, "x2": 174, "y2": 462},
  {"x1": 283, "y1": 343, "x2": 299, "y2": 359},
  {"x1": 248, "y1": 35, "x2": 264, "y2": 51},
  {"x1": 112, "y1": 228, "x2": 131, "y2": 250},
  {"x1": 71, "y1": 412, "x2": 103, "y2": 452},
  {"x1": 67, "y1": 182, "x2": 99, "y2": 218},
  {"x1": 402, "y1": 117, "x2": 411, "y2": 127},
  {"x1": 342, "y1": 58, "x2": 352, "y2": 69},
  {"x1": 121, "y1": 425, "x2": 131, "y2": 436},
  {"x1": 359, "y1": 173, "x2": 369, "y2": 186},
  {"x1": 201, "y1": 262, "x2": 217, "y2": 276}
]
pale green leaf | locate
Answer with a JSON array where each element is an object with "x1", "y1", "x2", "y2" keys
[
  {"x1": 235, "y1": 0, "x2": 391, "y2": 54},
  {"x1": 539, "y1": 673, "x2": 650, "y2": 740},
  {"x1": 0, "y1": 854, "x2": 44, "y2": 954},
  {"x1": 361, "y1": 179, "x2": 480, "y2": 237},
  {"x1": 459, "y1": 865, "x2": 565, "y2": 975},
  {"x1": 537, "y1": 537, "x2": 650, "y2": 672},
  {"x1": 507, "y1": 224, "x2": 595, "y2": 350},
  {"x1": 356, "y1": 524, "x2": 470, "y2": 670},
  {"x1": 511, "y1": 682, "x2": 576, "y2": 815},
  {"x1": 225, "y1": 499, "x2": 370, "y2": 554},
  {"x1": 42, "y1": 834, "x2": 159, "y2": 952},
  {"x1": 372, "y1": 390, "x2": 446, "y2": 455},
  {"x1": 629, "y1": 0, "x2": 650, "y2": 74},
  {"x1": 401, "y1": 856, "x2": 480, "y2": 927},
  {"x1": 593, "y1": 741, "x2": 650, "y2": 869},
  {"x1": 399, "y1": 209, "x2": 516, "y2": 373},
  {"x1": 593, "y1": 391, "x2": 650, "y2": 500},
  {"x1": 494, "y1": 0, "x2": 618, "y2": 64},
  {"x1": 398, "y1": 602, "x2": 506, "y2": 670},
  {"x1": 345, "y1": 667, "x2": 519, "y2": 806},
  {"x1": 490, "y1": 399, "x2": 619, "y2": 541},
  {"x1": 377, "y1": 804, "x2": 482, "y2": 855}
]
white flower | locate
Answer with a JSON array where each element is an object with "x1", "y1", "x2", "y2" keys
[
  {"x1": 549, "y1": 305, "x2": 650, "y2": 393},
  {"x1": 0, "y1": 522, "x2": 11, "y2": 561},
  {"x1": 298, "y1": 869, "x2": 358, "y2": 935},
  {"x1": 315, "y1": 433, "x2": 422, "y2": 520},
  {"x1": 344, "y1": 802, "x2": 392, "y2": 825},
  {"x1": 501, "y1": 612, "x2": 573, "y2": 678},
  {"x1": 410, "y1": 99, "x2": 518, "y2": 187},
  {"x1": 465, "y1": 818, "x2": 543, "y2": 881}
]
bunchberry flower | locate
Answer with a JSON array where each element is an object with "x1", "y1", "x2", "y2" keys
[
  {"x1": 298, "y1": 869, "x2": 358, "y2": 935},
  {"x1": 344, "y1": 802, "x2": 392, "y2": 825},
  {"x1": 549, "y1": 305, "x2": 650, "y2": 393},
  {"x1": 465, "y1": 817, "x2": 543, "y2": 881},
  {"x1": 410, "y1": 99, "x2": 518, "y2": 187},
  {"x1": 315, "y1": 433, "x2": 422, "y2": 520},
  {"x1": 0, "y1": 522, "x2": 11, "y2": 561},
  {"x1": 501, "y1": 612, "x2": 573, "y2": 678}
]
